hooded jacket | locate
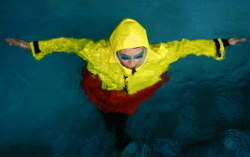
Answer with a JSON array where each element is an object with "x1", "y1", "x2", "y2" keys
[{"x1": 29, "y1": 18, "x2": 225, "y2": 95}]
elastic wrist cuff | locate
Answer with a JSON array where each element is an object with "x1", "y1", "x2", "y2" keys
[
  {"x1": 33, "y1": 41, "x2": 41, "y2": 54},
  {"x1": 213, "y1": 39, "x2": 221, "y2": 57},
  {"x1": 222, "y1": 39, "x2": 230, "y2": 46}
]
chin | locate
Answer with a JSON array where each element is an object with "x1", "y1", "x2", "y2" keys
[
  {"x1": 122, "y1": 64, "x2": 136, "y2": 69},
  {"x1": 126, "y1": 66, "x2": 135, "y2": 69}
]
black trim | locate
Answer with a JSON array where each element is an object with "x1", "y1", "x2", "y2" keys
[
  {"x1": 222, "y1": 39, "x2": 230, "y2": 47},
  {"x1": 213, "y1": 39, "x2": 221, "y2": 57},
  {"x1": 33, "y1": 41, "x2": 41, "y2": 54}
]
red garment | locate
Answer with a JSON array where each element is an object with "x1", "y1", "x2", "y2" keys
[{"x1": 81, "y1": 69, "x2": 170, "y2": 114}]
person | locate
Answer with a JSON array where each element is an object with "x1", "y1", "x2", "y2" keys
[{"x1": 5, "y1": 18, "x2": 247, "y2": 154}]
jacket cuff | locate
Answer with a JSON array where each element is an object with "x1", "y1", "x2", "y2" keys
[
  {"x1": 29, "y1": 41, "x2": 43, "y2": 60},
  {"x1": 32, "y1": 41, "x2": 41, "y2": 54},
  {"x1": 213, "y1": 39, "x2": 226, "y2": 60},
  {"x1": 213, "y1": 39, "x2": 228, "y2": 58},
  {"x1": 222, "y1": 39, "x2": 230, "y2": 47},
  {"x1": 213, "y1": 39, "x2": 221, "y2": 57}
]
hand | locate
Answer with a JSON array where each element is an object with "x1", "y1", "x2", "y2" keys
[
  {"x1": 227, "y1": 37, "x2": 247, "y2": 45},
  {"x1": 5, "y1": 38, "x2": 31, "y2": 50}
]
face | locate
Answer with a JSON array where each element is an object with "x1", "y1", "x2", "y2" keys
[{"x1": 117, "y1": 47, "x2": 145, "y2": 69}]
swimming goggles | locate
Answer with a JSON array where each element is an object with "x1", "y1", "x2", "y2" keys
[{"x1": 117, "y1": 48, "x2": 145, "y2": 60}]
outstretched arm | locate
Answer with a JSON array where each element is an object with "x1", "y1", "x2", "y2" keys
[
  {"x1": 5, "y1": 37, "x2": 94, "y2": 61},
  {"x1": 162, "y1": 37, "x2": 247, "y2": 63}
]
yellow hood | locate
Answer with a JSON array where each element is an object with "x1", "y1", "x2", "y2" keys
[{"x1": 109, "y1": 18, "x2": 149, "y2": 53}]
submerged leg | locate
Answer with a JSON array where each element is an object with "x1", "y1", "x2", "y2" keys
[{"x1": 99, "y1": 110, "x2": 131, "y2": 151}]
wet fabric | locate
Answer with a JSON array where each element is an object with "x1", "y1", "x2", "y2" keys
[{"x1": 29, "y1": 18, "x2": 226, "y2": 95}]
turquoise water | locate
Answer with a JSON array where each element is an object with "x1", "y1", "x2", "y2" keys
[{"x1": 1, "y1": 0, "x2": 250, "y2": 156}]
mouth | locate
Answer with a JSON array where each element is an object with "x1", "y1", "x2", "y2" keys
[{"x1": 127, "y1": 65, "x2": 136, "y2": 69}]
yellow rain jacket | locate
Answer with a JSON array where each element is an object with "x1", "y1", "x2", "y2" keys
[{"x1": 29, "y1": 18, "x2": 225, "y2": 95}]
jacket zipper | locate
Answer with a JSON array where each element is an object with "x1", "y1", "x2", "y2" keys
[
  {"x1": 123, "y1": 75, "x2": 128, "y2": 92},
  {"x1": 123, "y1": 68, "x2": 136, "y2": 92}
]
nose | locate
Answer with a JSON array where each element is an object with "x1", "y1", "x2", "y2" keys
[{"x1": 128, "y1": 59, "x2": 136, "y2": 67}]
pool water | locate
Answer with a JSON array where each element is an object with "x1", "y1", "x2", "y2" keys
[{"x1": 0, "y1": 0, "x2": 250, "y2": 156}]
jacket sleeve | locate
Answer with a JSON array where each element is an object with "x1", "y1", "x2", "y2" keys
[
  {"x1": 29, "y1": 37, "x2": 94, "y2": 61},
  {"x1": 163, "y1": 38, "x2": 227, "y2": 62}
]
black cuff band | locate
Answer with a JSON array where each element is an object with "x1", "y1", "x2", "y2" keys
[
  {"x1": 222, "y1": 39, "x2": 230, "y2": 47},
  {"x1": 213, "y1": 39, "x2": 221, "y2": 57},
  {"x1": 33, "y1": 41, "x2": 41, "y2": 54}
]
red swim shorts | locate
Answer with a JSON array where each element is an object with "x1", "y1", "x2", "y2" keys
[{"x1": 81, "y1": 69, "x2": 169, "y2": 114}]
